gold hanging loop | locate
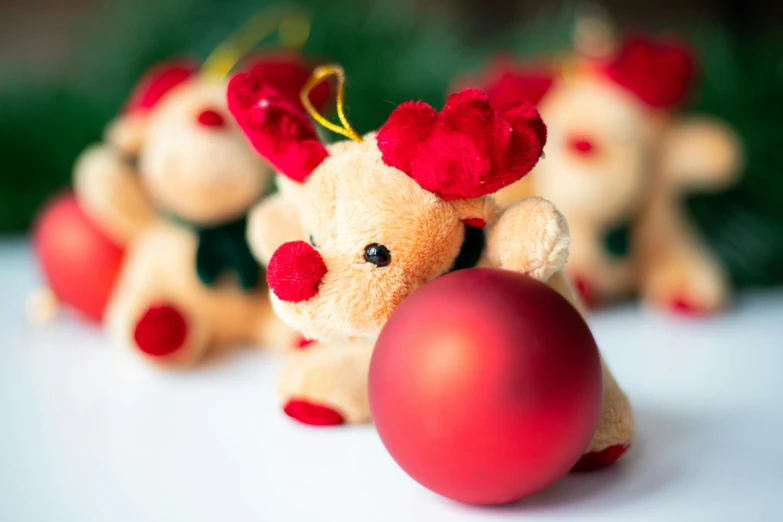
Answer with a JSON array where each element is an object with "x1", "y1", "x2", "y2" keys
[
  {"x1": 301, "y1": 64, "x2": 363, "y2": 143},
  {"x1": 201, "y1": 6, "x2": 311, "y2": 80}
]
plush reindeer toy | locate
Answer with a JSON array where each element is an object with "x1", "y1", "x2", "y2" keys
[
  {"x1": 72, "y1": 57, "x2": 327, "y2": 368},
  {"x1": 463, "y1": 34, "x2": 743, "y2": 313},
  {"x1": 228, "y1": 66, "x2": 635, "y2": 469}
]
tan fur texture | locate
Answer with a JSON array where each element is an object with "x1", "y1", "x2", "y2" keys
[
  {"x1": 74, "y1": 75, "x2": 295, "y2": 368},
  {"x1": 270, "y1": 136, "x2": 465, "y2": 342},
  {"x1": 277, "y1": 342, "x2": 374, "y2": 423},
  {"x1": 251, "y1": 132, "x2": 634, "y2": 458},
  {"x1": 73, "y1": 144, "x2": 156, "y2": 245},
  {"x1": 247, "y1": 191, "x2": 307, "y2": 266}
]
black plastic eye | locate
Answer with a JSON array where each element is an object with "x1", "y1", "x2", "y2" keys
[
  {"x1": 309, "y1": 234, "x2": 317, "y2": 247},
  {"x1": 364, "y1": 243, "x2": 391, "y2": 267}
]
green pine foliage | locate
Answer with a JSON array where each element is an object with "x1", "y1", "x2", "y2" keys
[{"x1": 685, "y1": 26, "x2": 783, "y2": 287}]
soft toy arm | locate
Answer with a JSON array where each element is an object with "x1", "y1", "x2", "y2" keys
[
  {"x1": 73, "y1": 144, "x2": 156, "y2": 246},
  {"x1": 484, "y1": 196, "x2": 570, "y2": 282},
  {"x1": 658, "y1": 116, "x2": 743, "y2": 191},
  {"x1": 246, "y1": 192, "x2": 306, "y2": 266}
]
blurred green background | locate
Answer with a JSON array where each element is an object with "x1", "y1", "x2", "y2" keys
[{"x1": 1, "y1": 0, "x2": 782, "y2": 286}]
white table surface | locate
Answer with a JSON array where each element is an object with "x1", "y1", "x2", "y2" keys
[{"x1": 1, "y1": 238, "x2": 782, "y2": 522}]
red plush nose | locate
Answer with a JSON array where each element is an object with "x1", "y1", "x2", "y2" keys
[
  {"x1": 568, "y1": 135, "x2": 597, "y2": 156},
  {"x1": 267, "y1": 241, "x2": 328, "y2": 303},
  {"x1": 196, "y1": 108, "x2": 226, "y2": 128}
]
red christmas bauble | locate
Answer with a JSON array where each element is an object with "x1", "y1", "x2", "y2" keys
[
  {"x1": 369, "y1": 268, "x2": 603, "y2": 505},
  {"x1": 32, "y1": 191, "x2": 125, "y2": 322}
]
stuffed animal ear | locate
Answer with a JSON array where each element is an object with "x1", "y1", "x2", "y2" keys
[
  {"x1": 107, "y1": 59, "x2": 198, "y2": 155},
  {"x1": 104, "y1": 114, "x2": 147, "y2": 156},
  {"x1": 238, "y1": 53, "x2": 331, "y2": 112},
  {"x1": 453, "y1": 56, "x2": 555, "y2": 110},
  {"x1": 123, "y1": 59, "x2": 199, "y2": 115},
  {"x1": 227, "y1": 66, "x2": 329, "y2": 183},
  {"x1": 603, "y1": 35, "x2": 696, "y2": 109},
  {"x1": 657, "y1": 117, "x2": 744, "y2": 190},
  {"x1": 377, "y1": 88, "x2": 546, "y2": 201}
]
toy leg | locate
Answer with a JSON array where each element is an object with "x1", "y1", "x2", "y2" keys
[
  {"x1": 573, "y1": 359, "x2": 636, "y2": 470},
  {"x1": 107, "y1": 287, "x2": 210, "y2": 369},
  {"x1": 277, "y1": 342, "x2": 373, "y2": 426},
  {"x1": 548, "y1": 271, "x2": 636, "y2": 469},
  {"x1": 639, "y1": 238, "x2": 729, "y2": 315},
  {"x1": 104, "y1": 230, "x2": 210, "y2": 368},
  {"x1": 636, "y1": 198, "x2": 730, "y2": 315}
]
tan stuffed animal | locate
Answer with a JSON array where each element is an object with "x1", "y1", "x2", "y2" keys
[
  {"x1": 463, "y1": 34, "x2": 743, "y2": 313},
  {"x1": 228, "y1": 66, "x2": 635, "y2": 469},
  {"x1": 73, "y1": 58, "x2": 325, "y2": 368}
]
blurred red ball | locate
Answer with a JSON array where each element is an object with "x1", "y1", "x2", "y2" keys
[
  {"x1": 369, "y1": 268, "x2": 603, "y2": 505},
  {"x1": 33, "y1": 191, "x2": 125, "y2": 322}
]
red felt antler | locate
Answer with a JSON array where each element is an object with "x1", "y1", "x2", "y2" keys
[
  {"x1": 376, "y1": 88, "x2": 546, "y2": 200},
  {"x1": 460, "y1": 56, "x2": 555, "y2": 110},
  {"x1": 240, "y1": 54, "x2": 331, "y2": 112},
  {"x1": 603, "y1": 35, "x2": 696, "y2": 109},
  {"x1": 123, "y1": 59, "x2": 199, "y2": 114},
  {"x1": 227, "y1": 61, "x2": 329, "y2": 183}
]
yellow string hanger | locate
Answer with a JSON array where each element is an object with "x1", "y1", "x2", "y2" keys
[
  {"x1": 301, "y1": 64, "x2": 363, "y2": 143},
  {"x1": 201, "y1": 5, "x2": 312, "y2": 80}
]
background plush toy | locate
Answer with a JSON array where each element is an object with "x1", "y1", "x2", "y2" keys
[
  {"x1": 228, "y1": 65, "x2": 635, "y2": 469},
  {"x1": 71, "y1": 56, "x2": 328, "y2": 368},
  {"x1": 458, "y1": 32, "x2": 743, "y2": 314}
]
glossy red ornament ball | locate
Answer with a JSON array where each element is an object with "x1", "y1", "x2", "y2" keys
[
  {"x1": 33, "y1": 191, "x2": 125, "y2": 322},
  {"x1": 369, "y1": 268, "x2": 603, "y2": 505}
]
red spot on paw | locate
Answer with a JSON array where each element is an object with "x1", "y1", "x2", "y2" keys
[
  {"x1": 669, "y1": 296, "x2": 710, "y2": 316},
  {"x1": 284, "y1": 399, "x2": 345, "y2": 426},
  {"x1": 133, "y1": 304, "x2": 188, "y2": 357},
  {"x1": 294, "y1": 334, "x2": 316, "y2": 350},
  {"x1": 461, "y1": 217, "x2": 486, "y2": 228},
  {"x1": 572, "y1": 444, "x2": 629, "y2": 471},
  {"x1": 573, "y1": 276, "x2": 596, "y2": 308},
  {"x1": 197, "y1": 109, "x2": 225, "y2": 128}
]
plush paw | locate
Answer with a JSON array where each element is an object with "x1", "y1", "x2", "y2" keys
[
  {"x1": 642, "y1": 255, "x2": 728, "y2": 316},
  {"x1": 487, "y1": 196, "x2": 570, "y2": 281},
  {"x1": 247, "y1": 193, "x2": 307, "y2": 266},
  {"x1": 283, "y1": 399, "x2": 345, "y2": 426},
  {"x1": 572, "y1": 444, "x2": 630, "y2": 471},
  {"x1": 294, "y1": 334, "x2": 316, "y2": 350},
  {"x1": 668, "y1": 295, "x2": 713, "y2": 316},
  {"x1": 277, "y1": 342, "x2": 373, "y2": 425},
  {"x1": 125, "y1": 301, "x2": 209, "y2": 367},
  {"x1": 133, "y1": 304, "x2": 189, "y2": 357},
  {"x1": 72, "y1": 144, "x2": 155, "y2": 244},
  {"x1": 572, "y1": 275, "x2": 598, "y2": 309}
]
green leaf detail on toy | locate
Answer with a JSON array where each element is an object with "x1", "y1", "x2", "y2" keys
[
  {"x1": 603, "y1": 222, "x2": 631, "y2": 259},
  {"x1": 195, "y1": 216, "x2": 261, "y2": 291}
]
